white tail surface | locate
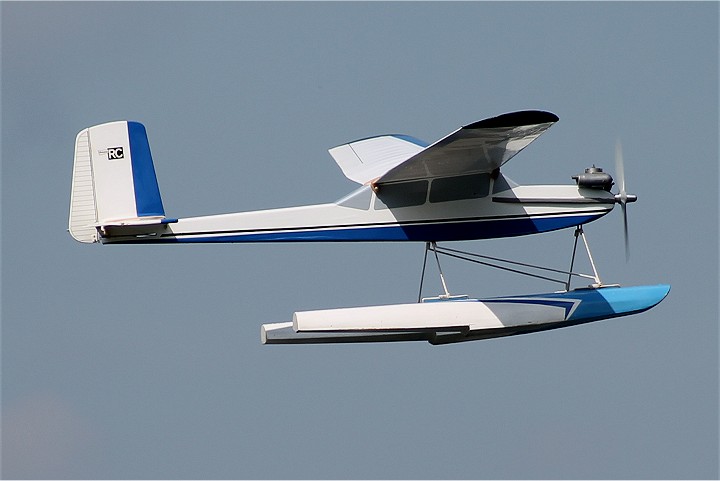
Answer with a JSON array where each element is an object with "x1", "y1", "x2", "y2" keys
[{"x1": 68, "y1": 121, "x2": 166, "y2": 243}]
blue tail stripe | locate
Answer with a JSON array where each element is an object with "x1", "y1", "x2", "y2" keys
[{"x1": 127, "y1": 121, "x2": 165, "y2": 217}]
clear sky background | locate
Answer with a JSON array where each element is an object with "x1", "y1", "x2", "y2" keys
[{"x1": 2, "y1": 2, "x2": 718, "y2": 479}]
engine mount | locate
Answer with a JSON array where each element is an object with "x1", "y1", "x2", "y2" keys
[{"x1": 572, "y1": 165, "x2": 614, "y2": 191}]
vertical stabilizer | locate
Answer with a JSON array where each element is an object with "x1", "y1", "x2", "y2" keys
[{"x1": 68, "y1": 121, "x2": 165, "y2": 243}]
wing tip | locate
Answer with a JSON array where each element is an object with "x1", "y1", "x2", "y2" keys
[{"x1": 465, "y1": 110, "x2": 559, "y2": 129}]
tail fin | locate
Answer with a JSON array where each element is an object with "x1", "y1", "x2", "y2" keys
[{"x1": 69, "y1": 121, "x2": 166, "y2": 243}]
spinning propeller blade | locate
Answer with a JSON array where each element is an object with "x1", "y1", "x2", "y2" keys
[{"x1": 614, "y1": 140, "x2": 637, "y2": 261}]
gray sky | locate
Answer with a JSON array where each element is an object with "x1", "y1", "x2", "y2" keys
[{"x1": 2, "y1": 2, "x2": 718, "y2": 479}]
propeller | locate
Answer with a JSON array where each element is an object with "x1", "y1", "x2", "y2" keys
[{"x1": 614, "y1": 140, "x2": 637, "y2": 260}]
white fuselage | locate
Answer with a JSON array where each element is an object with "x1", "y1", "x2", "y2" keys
[{"x1": 100, "y1": 174, "x2": 615, "y2": 244}]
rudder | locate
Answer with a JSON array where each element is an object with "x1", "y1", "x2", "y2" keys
[{"x1": 68, "y1": 121, "x2": 166, "y2": 243}]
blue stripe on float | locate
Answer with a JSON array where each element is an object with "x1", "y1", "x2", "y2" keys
[
  {"x1": 566, "y1": 284, "x2": 671, "y2": 321},
  {"x1": 492, "y1": 285, "x2": 671, "y2": 322},
  {"x1": 483, "y1": 298, "x2": 580, "y2": 319},
  {"x1": 162, "y1": 213, "x2": 605, "y2": 243},
  {"x1": 127, "y1": 121, "x2": 165, "y2": 217}
]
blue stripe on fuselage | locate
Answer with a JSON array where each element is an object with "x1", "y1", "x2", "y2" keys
[{"x1": 160, "y1": 212, "x2": 605, "y2": 243}]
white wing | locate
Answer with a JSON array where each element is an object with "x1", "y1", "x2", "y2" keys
[
  {"x1": 376, "y1": 110, "x2": 559, "y2": 185},
  {"x1": 328, "y1": 135, "x2": 428, "y2": 185}
]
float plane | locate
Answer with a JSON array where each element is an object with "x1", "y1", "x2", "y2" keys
[{"x1": 68, "y1": 110, "x2": 669, "y2": 345}]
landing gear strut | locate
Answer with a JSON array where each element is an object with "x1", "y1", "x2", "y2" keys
[{"x1": 417, "y1": 226, "x2": 608, "y2": 302}]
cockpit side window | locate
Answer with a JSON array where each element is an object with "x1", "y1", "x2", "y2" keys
[
  {"x1": 374, "y1": 180, "x2": 429, "y2": 210},
  {"x1": 429, "y1": 173, "x2": 490, "y2": 203}
]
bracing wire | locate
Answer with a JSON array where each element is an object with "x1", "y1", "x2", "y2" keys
[{"x1": 433, "y1": 245, "x2": 597, "y2": 286}]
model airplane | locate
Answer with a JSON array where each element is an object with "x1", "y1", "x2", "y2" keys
[{"x1": 68, "y1": 110, "x2": 669, "y2": 345}]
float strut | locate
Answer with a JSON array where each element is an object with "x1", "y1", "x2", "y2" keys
[
  {"x1": 568, "y1": 226, "x2": 602, "y2": 288},
  {"x1": 418, "y1": 242, "x2": 430, "y2": 302},
  {"x1": 431, "y1": 242, "x2": 452, "y2": 298},
  {"x1": 566, "y1": 227, "x2": 581, "y2": 291}
]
